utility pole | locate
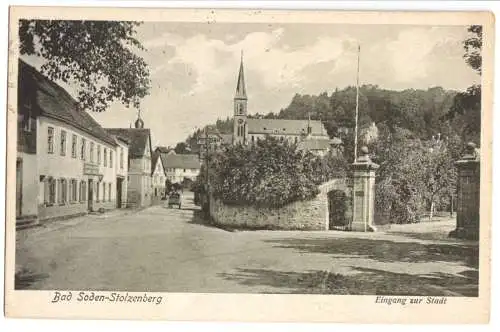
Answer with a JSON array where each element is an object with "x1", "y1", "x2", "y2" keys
[{"x1": 354, "y1": 45, "x2": 361, "y2": 162}]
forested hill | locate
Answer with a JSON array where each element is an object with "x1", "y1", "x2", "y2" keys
[
  {"x1": 257, "y1": 85, "x2": 457, "y2": 140},
  {"x1": 188, "y1": 85, "x2": 458, "y2": 143}
]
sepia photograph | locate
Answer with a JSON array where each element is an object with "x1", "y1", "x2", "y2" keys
[{"x1": 4, "y1": 7, "x2": 493, "y2": 323}]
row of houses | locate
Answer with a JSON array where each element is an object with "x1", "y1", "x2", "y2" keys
[{"x1": 16, "y1": 59, "x2": 200, "y2": 227}]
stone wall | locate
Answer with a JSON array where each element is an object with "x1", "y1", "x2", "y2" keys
[{"x1": 209, "y1": 179, "x2": 346, "y2": 230}]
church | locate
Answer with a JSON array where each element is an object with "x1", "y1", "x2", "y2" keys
[{"x1": 231, "y1": 55, "x2": 339, "y2": 156}]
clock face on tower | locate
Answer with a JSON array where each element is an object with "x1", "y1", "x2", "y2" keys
[{"x1": 238, "y1": 119, "x2": 244, "y2": 124}]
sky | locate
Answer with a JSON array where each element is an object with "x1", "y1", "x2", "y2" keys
[{"x1": 23, "y1": 22, "x2": 480, "y2": 148}]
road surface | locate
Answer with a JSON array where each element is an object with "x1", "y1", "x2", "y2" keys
[{"x1": 15, "y1": 192, "x2": 478, "y2": 295}]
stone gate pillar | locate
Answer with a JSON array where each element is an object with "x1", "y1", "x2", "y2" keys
[
  {"x1": 449, "y1": 142, "x2": 480, "y2": 240},
  {"x1": 350, "y1": 146, "x2": 379, "y2": 232}
]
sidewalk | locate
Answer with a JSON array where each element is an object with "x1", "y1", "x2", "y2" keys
[{"x1": 18, "y1": 206, "x2": 148, "y2": 237}]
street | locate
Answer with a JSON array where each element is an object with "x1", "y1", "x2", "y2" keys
[{"x1": 16, "y1": 192, "x2": 478, "y2": 295}]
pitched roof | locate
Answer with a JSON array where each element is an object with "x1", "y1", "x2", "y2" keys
[
  {"x1": 19, "y1": 59, "x2": 117, "y2": 146},
  {"x1": 161, "y1": 153, "x2": 201, "y2": 170},
  {"x1": 105, "y1": 128, "x2": 151, "y2": 158},
  {"x1": 247, "y1": 118, "x2": 328, "y2": 136},
  {"x1": 297, "y1": 138, "x2": 332, "y2": 151},
  {"x1": 154, "y1": 146, "x2": 173, "y2": 154},
  {"x1": 234, "y1": 56, "x2": 247, "y2": 100},
  {"x1": 151, "y1": 150, "x2": 163, "y2": 174}
]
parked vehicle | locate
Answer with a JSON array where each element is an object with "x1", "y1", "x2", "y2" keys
[{"x1": 168, "y1": 192, "x2": 182, "y2": 209}]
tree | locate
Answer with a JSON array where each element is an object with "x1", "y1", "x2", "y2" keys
[
  {"x1": 420, "y1": 142, "x2": 457, "y2": 220},
  {"x1": 205, "y1": 137, "x2": 345, "y2": 208},
  {"x1": 447, "y1": 25, "x2": 482, "y2": 144},
  {"x1": 19, "y1": 20, "x2": 151, "y2": 112},
  {"x1": 371, "y1": 126, "x2": 427, "y2": 224},
  {"x1": 174, "y1": 142, "x2": 189, "y2": 154},
  {"x1": 464, "y1": 25, "x2": 482, "y2": 75}
]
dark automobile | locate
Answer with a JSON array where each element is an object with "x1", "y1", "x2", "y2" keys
[{"x1": 168, "y1": 192, "x2": 182, "y2": 209}]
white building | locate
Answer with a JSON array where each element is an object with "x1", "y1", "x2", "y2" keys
[
  {"x1": 107, "y1": 118, "x2": 154, "y2": 208},
  {"x1": 161, "y1": 154, "x2": 201, "y2": 184},
  {"x1": 16, "y1": 60, "x2": 130, "y2": 227},
  {"x1": 151, "y1": 150, "x2": 167, "y2": 203}
]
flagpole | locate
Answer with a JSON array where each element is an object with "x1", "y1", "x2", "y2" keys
[{"x1": 354, "y1": 45, "x2": 361, "y2": 163}]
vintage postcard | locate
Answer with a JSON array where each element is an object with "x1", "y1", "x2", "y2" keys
[{"x1": 4, "y1": 7, "x2": 493, "y2": 323}]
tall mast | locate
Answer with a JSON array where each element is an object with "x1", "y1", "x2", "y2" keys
[{"x1": 354, "y1": 45, "x2": 361, "y2": 162}]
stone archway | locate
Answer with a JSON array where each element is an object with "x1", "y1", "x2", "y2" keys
[
  {"x1": 327, "y1": 189, "x2": 350, "y2": 230},
  {"x1": 318, "y1": 178, "x2": 351, "y2": 230}
]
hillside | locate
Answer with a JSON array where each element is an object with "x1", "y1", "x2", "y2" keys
[{"x1": 182, "y1": 85, "x2": 458, "y2": 149}]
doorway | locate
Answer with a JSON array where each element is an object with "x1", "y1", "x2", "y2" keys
[
  {"x1": 116, "y1": 178, "x2": 123, "y2": 208},
  {"x1": 328, "y1": 189, "x2": 349, "y2": 230},
  {"x1": 88, "y1": 179, "x2": 94, "y2": 211}
]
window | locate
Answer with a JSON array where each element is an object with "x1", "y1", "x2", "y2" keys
[
  {"x1": 120, "y1": 148, "x2": 124, "y2": 169},
  {"x1": 90, "y1": 142, "x2": 95, "y2": 162},
  {"x1": 103, "y1": 183, "x2": 106, "y2": 202},
  {"x1": 80, "y1": 180, "x2": 87, "y2": 201},
  {"x1": 47, "y1": 127, "x2": 54, "y2": 153},
  {"x1": 58, "y1": 179, "x2": 67, "y2": 204},
  {"x1": 294, "y1": 136, "x2": 298, "y2": 144},
  {"x1": 71, "y1": 135, "x2": 77, "y2": 158},
  {"x1": 71, "y1": 179, "x2": 78, "y2": 202},
  {"x1": 183, "y1": 169, "x2": 186, "y2": 173},
  {"x1": 108, "y1": 183, "x2": 111, "y2": 201},
  {"x1": 60, "y1": 130, "x2": 67, "y2": 156},
  {"x1": 48, "y1": 177, "x2": 56, "y2": 205},
  {"x1": 110, "y1": 151, "x2": 113, "y2": 168},
  {"x1": 252, "y1": 135, "x2": 255, "y2": 143},
  {"x1": 104, "y1": 148, "x2": 107, "y2": 167},
  {"x1": 97, "y1": 146, "x2": 101, "y2": 164},
  {"x1": 81, "y1": 138, "x2": 86, "y2": 160}
]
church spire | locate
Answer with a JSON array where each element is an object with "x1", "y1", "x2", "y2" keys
[{"x1": 235, "y1": 50, "x2": 247, "y2": 100}]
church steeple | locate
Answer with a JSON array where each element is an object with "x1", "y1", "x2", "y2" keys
[
  {"x1": 235, "y1": 51, "x2": 247, "y2": 100},
  {"x1": 233, "y1": 51, "x2": 248, "y2": 145}
]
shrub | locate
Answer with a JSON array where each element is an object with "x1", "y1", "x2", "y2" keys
[{"x1": 205, "y1": 137, "x2": 346, "y2": 208}]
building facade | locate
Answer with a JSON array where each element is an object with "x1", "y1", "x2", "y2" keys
[
  {"x1": 107, "y1": 118, "x2": 153, "y2": 208},
  {"x1": 16, "y1": 60, "x2": 130, "y2": 226},
  {"x1": 161, "y1": 154, "x2": 201, "y2": 184},
  {"x1": 151, "y1": 150, "x2": 167, "y2": 203}
]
